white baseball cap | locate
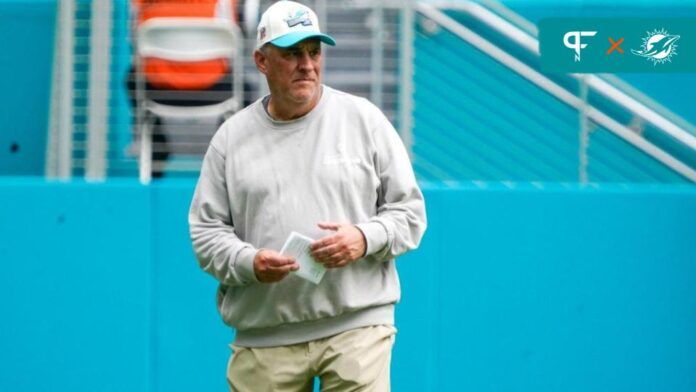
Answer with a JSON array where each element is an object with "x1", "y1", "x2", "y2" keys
[{"x1": 256, "y1": 1, "x2": 336, "y2": 49}]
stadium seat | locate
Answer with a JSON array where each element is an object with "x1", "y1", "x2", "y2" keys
[{"x1": 134, "y1": 17, "x2": 244, "y2": 183}]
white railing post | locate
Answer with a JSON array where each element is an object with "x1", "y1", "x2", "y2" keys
[
  {"x1": 233, "y1": 25, "x2": 244, "y2": 113},
  {"x1": 315, "y1": 0, "x2": 327, "y2": 76},
  {"x1": 578, "y1": 76, "x2": 589, "y2": 183},
  {"x1": 46, "y1": 1, "x2": 63, "y2": 177},
  {"x1": 57, "y1": 0, "x2": 75, "y2": 180},
  {"x1": 370, "y1": 0, "x2": 384, "y2": 109},
  {"x1": 139, "y1": 120, "x2": 153, "y2": 184},
  {"x1": 398, "y1": 0, "x2": 415, "y2": 158},
  {"x1": 86, "y1": 0, "x2": 113, "y2": 181},
  {"x1": 135, "y1": 52, "x2": 152, "y2": 184}
]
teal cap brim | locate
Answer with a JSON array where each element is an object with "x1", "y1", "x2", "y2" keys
[{"x1": 270, "y1": 31, "x2": 336, "y2": 48}]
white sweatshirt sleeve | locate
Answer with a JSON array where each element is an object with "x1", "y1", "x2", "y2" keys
[
  {"x1": 356, "y1": 109, "x2": 427, "y2": 261},
  {"x1": 189, "y1": 137, "x2": 260, "y2": 286}
]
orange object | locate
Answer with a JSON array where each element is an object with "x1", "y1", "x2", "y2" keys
[
  {"x1": 134, "y1": 0, "x2": 237, "y2": 90},
  {"x1": 606, "y1": 37, "x2": 624, "y2": 55}
]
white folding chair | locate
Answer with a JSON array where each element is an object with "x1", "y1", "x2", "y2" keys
[{"x1": 134, "y1": 17, "x2": 244, "y2": 183}]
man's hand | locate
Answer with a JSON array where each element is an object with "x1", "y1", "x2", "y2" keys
[
  {"x1": 310, "y1": 222, "x2": 367, "y2": 269},
  {"x1": 253, "y1": 249, "x2": 299, "y2": 283}
]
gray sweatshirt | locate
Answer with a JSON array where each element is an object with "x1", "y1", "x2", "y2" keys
[{"x1": 189, "y1": 86, "x2": 426, "y2": 347}]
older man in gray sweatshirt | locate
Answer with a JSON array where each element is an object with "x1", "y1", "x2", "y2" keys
[{"x1": 188, "y1": 1, "x2": 426, "y2": 391}]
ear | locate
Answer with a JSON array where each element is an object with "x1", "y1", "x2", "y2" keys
[{"x1": 254, "y1": 50, "x2": 268, "y2": 75}]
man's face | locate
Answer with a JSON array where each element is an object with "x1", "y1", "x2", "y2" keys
[{"x1": 256, "y1": 39, "x2": 323, "y2": 106}]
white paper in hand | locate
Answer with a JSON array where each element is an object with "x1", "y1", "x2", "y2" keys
[{"x1": 279, "y1": 231, "x2": 326, "y2": 284}]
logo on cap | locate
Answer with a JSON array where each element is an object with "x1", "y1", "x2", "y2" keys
[{"x1": 285, "y1": 9, "x2": 312, "y2": 28}]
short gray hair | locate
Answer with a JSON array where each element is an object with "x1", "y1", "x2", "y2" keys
[{"x1": 257, "y1": 43, "x2": 271, "y2": 54}]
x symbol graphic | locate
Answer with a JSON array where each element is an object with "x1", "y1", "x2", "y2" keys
[{"x1": 607, "y1": 37, "x2": 624, "y2": 55}]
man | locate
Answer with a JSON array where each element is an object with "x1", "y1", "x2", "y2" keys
[{"x1": 188, "y1": 1, "x2": 426, "y2": 390}]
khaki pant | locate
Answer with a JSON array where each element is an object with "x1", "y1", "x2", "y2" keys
[{"x1": 227, "y1": 325, "x2": 396, "y2": 392}]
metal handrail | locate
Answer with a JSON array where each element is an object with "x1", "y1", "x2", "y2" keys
[
  {"x1": 416, "y1": 1, "x2": 696, "y2": 181},
  {"x1": 399, "y1": 1, "x2": 415, "y2": 158},
  {"x1": 430, "y1": 1, "x2": 696, "y2": 152},
  {"x1": 473, "y1": 0, "x2": 696, "y2": 139}
]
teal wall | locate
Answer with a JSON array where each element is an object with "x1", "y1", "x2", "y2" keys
[
  {"x1": 0, "y1": 1, "x2": 56, "y2": 175},
  {"x1": 1, "y1": 179, "x2": 694, "y2": 391}
]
